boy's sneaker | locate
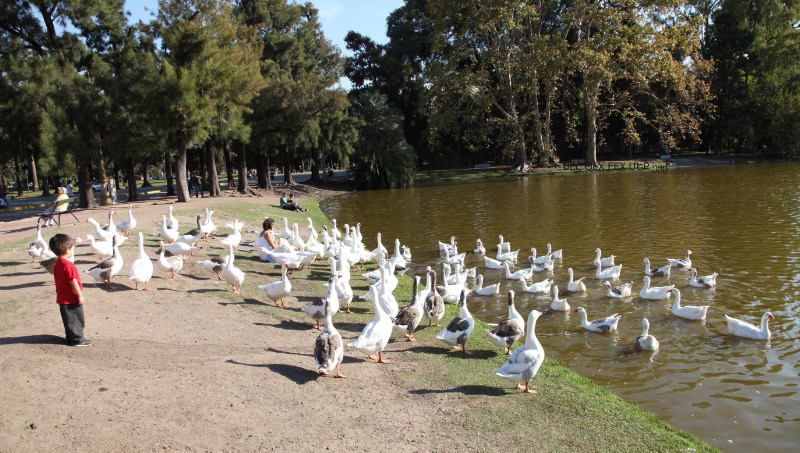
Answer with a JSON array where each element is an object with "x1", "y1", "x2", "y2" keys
[{"x1": 72, "y1": 339, "x2": 93, "y2": 347}]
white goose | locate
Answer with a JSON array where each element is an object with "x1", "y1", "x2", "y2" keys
[
  {"x1": 438, "y1": 264, "x2": 467, "y2": 303},
  {"x1": 158, "y1": 215, "x2": 180, "y2": 243},
  {"x1": 370, "y1": 232, "x2": 389, "y2": 262},
  {"x1": 725, "y1": 311, "x2": 774, "y2": 340},
  {"x1": 566, "y1": 268, "x2": 586, "y2": 293},
  {"x1": 518, "y1": 277, "x2": 552, "y2": 294},
  {"x1": 474, "y1": 239, "x2": 485, "y2": 255},
  {"x1": 417, "y1": 267, "x2": 433, "y2": 302},
  {"x1": 392, "y1": 276, "x2": 424, "y2": 341},
  {"x1": 129, "y1": 232, "x2": 153, "y2": 291},
  {"x1": 635, "y1": 318, "x2": 659, "y2": 351},
  {"x1": 220, "y1": 245, "x2": 245, "y2": 294},
  {"x1": 530, "y1": 260, "x2": 554, "y2": 273},
  {"x1": 85, "y1": 235, "x2": 123, "y2": 289},
  {"x1": 498, "y1": 235, "x2": 511, "y2": 254},
  {"x1": 473, "y1": 274, "x2": 500, "y2": 296},
  {"x1": 389, "y1": 238, "x2": 407, "y2": 270},
  {"x1": 690, "y1": 268, "x2": 718, "y2": 288},
  {"x1": 166, "y1": 205, "x2": 179, "y2": 230},
  {"x1": 27, "y1": 224, "x2": 47, "y2": 262},
  {"x1": 200, "y1": 208, "x2": 216, "y2": 240},
  {"x1": 497, "y1": 248, "x2": 520, "y2": 262},
  {"x1": 486, "y1": 290, "x2": 524, "y2": 354},
  {"x1": 314, "y1": 300, "x2": 344, "y2": 378},
  {"x1": 401, "y1": 245, "x2": 412, "y2": 262},
  {"x1": 546, "y1": 243, "x2": 562, "y2": 261},
  {"x1": 349, "y1": 285, "x2": 393, "y2": 364},
  {"x1": 603, "y1": 280, "x2": 633, "y2": 298},
  {"x1": 643, "y1": 257, "x2": 671, "y2": 277},
  {"x1": 529, "y1": 247, "x2": 552, "y2": 265},
  {"x1": 594, "y1": 248, "x2": 615, "y2": 267},
  {"x1": 484, "y1": 255, "x2": 508, "y2": 270},
  {"x1": 86, "y1": 217, "x2": 115, "y2": 242},
  {"x1": 84, "y1": 234, "x2": 114, "y2": 261},
  {"x1": 102, "y1": 210, "x2": 117, "y2": 233},
  {"x1": 503, "y1": 261, "x2": 533, "y2": 281},
  {"x1": 177, "y1": 215, "x2": 204, "y2": 246},
  {"x1": 260, "y1": 248, "x2": 304, "y2": 271},
  {"x1": 302, "y1": 274, "x2": 339, "y2": 329},
  {"x1": 280, "y1": 217, "x2": 292, "y2": 240},
  {"x1": 594, "y1": 260, "x2": 622, "y2": 280},
  {"x1": 640, "y1": 276, "x2": 674, "y2": 300},
  {"x1": 550, "y1": 285, "x2": 569, "y2": 312},
  {"x1": 670, "y1": 288, "x2": 709, "y2": 321},
  {"x1": 494, "y1": 309, "x2": 545, "y2": 394},
  {"x1": 438, "y1": 235, "x2": 456, "y2": 253},
  {"x1": 575, "y1": 307, "x2": 621, "y2": 333},
  {"x1": 157, "y1": 241, "x2": 184, "y2": 280},
  {"x1": 436, "y1": 290, "x2": 474, "y2": 354},
  {"x1": 221, "y1": 220, "x2": 243, "y2": 249},
  {"x1": 198, "y1": 255, "x2": 227, "y2": 280},
  {"x1": 289, "y1": 223, "x2": 306, "y2": 250},
  {"x1": 164, "y1": 241, "x2": 203, "y2": 262},
  {"x1": 259, "y1": 264, "x2": 292, "y2": 307},
  {"x1": 667, "y1": 249, "x2": 692, "y2": 268},
  {"x1": 376, "y1": 265, "x2": 399, "y2": 318},
  {"x1": 116, "y1": 205, "x2": 137, "y2": 237}
]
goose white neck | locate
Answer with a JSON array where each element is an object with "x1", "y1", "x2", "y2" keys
[
  {"x1": 761, "y1": 313, "x2": 772, "y2": 334},
  {"x1": 671, "y1": 289, "x2": 681, "y2": 308},
  {"x1": 642, "y1": 276, "x2": 651, "y2": 290},
  {"x1": 553, "y1": 285, "x2": 559, "y2": 300},
  {"x1": 525, "y1": 312, "x2": 542, "y2": 349},
  {"x1": 568, "y1": 268, "x2": 574, "y2": 282},
  {"x1": 641, "y1": 318, "x2": 650, "y2": 337},
  {"x1": 595, "y1": 248, "x2": 602, "y2": 260}
]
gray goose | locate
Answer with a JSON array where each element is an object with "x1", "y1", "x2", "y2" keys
[
  {"x1": 424, "y1": 270, "x2": 445, "y2": 327},
  {"x1": 392, "y1": 276, "x2": 424, "y2": 341},
  {"x1": 314, "y1": 300, "x2": 344, "y2": 377}
]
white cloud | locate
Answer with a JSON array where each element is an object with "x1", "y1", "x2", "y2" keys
[{"x1": 314, "y1": 0, "x2": 343, "y2": 19}]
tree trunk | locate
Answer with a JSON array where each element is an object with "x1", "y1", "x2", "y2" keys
[
  {"x1": 256, "y1": 153, "x2": 268, "y2": 189},
  {"x1": 78, "y1": 162, "x2": 98, "y2": 208},
  {"x1": 265, "y1": 153, "x2": 272, "y2": 190},
  {"x1": 584, "y1": 80, "x2": 601, "y2": 166},
  {"x1": 126, "y1": 157, "x2": 139, "y2": 202},
  {"x1": 223, "y1": 142, "x2": 235, "y2": 189},
  {"x1": 237, "y1": 141, "x2": 247, "y2": 193},
  {"x1": 165, "y1": 152, "x2": 175, "y2": 196},
  {"x1": 29, "y1": 153, "x2": 38, "y2": 191},
  {"x1": 0, "y1": 175, "x2": 7, "y2": 196},
  {"x1": 14, "y1": 155, "x2": 23, "y2": 197},
  {"x1": 176, "y1": 143, "x2": 190, "y2": 202},
  {"x1": 282, "y1": 145, "x2": 294, "y2": 185},
  {"x1": 114, "y1": 169, "x2": 121, "y2": 195},
  {"x1": 205, "y1": 140, "x2": 220, "y2": 196},
  {"x1": 310, "y1": 152, "x2": 321, "y2": 182},
  {"x1": 200, "y1": 145, "x2": 208, "y2": 190},
  {"x1": 141, "y1": 157, "x2": 152, "y2": 187},
  {"x1": 40, "y1": 177, "x2": 50, "y2": 197}
]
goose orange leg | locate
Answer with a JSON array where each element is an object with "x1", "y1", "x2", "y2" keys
[
  {"x1": 461, "y1": 344, "x2": 471, "y2": 355},
  {"x1": 523, "y1": 382, "x2": 537, "y2": 394}
]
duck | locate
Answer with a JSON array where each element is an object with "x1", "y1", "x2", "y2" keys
[
  {"x1": 575, "y1": 306, "x2": 621, "y2": 333},
  {"x1": 550, "y1": 285, "x2": 569, "y2": 312},
  {"x1": 497, "y1": 248, "x2": 520, "y2": 262},
  {"x1": 197, "y1": 255, "x2": 227, "y2": 280},
  {"x1": 498, "y1": 235, "x2": 511, "y2": 254},
  {"x1": 436, "y1": 290, "x2": 474, "y2": 354},
  {"x1": 603, "y1": 280, "x2": 634, "y2": 298},
  {"x1": 566, "y1": 268, "x2": 586, "y2": 293},
  {"x1": 690, "y1": 268, "x2": 718, "y2": 288},
  {"x1": 129, "y1": 232, "x2": 154, "y2": 291},
  {"x1": 503, "y1": 261, "x2": 533, "y2": 281},
  {"x1": 640, "y1": 276, "x2": 674, "y2": 300},
  {"x1": 484, "y1": 255, "x2": 508, "y2": 270},
  {"x1": 486, "y1": 290, "x2": 524, "y2": 354},
  {"x1": 667, "y1": 249, "x2": 692, "y2": 268},
  {"x1": 392, "y1": 276, "x2": 424, "y2": 341},
  {"x1": 518, "y1": 277, "x2": 552, "y2": 294},
  {"x1": 157, "y1": 241, "x2": 184, "y2": 280},
  {"x1": 594, "y1": 260, "x2": 622, "y2": 280},
  {"x1": 547, "y1": 243, "x2": 563, "y2": 261},
  {"x1": 177, "y1": 215, "x2": 204, "y2": 246},
  {"x1": 314, "y1": 300, "x2": 345, "y2": 378},
  {"x1": 635, "y1": 318, "x2": 659, "y2": 351},
  {"x1": 164, "y1": 241, "x2": 203, "y2": 262},
  {"x1": 474, "y1": 239, "x2": 485, "y2": 255},
  {"x1": 389, "y1": 239, "x2": 407, "y2": 270},
  {"x1": 85, "y1": 235, "x2": 123, "y2": 290},
  {"x1": 473, "y1": 274, "x2": 500, "y2": 296},
  {"x1": 102, "y1": 210, "x2": 117, "y2": 233},
  {"x1": 27, "y1": 224, "x2": 48, "y2": 262},
  {"x1": 116, "y1": 205, "x2": 137, "y2": 237},
  {"x1": 670, "y1": 288, "x2": 709, "y2": 321},
  {"x1": 594, "y1": 248, "x2": 615, "y2": 267},
  {"x1": 158, "y1": 215, "x2": 180, "y2": 243},
  {"x1": 529, "y1": 247, "x2": 552, "y2": 265},
  {"x1": 221, "y1": 220, "x2": 243, "y2": 249},
  {"x1": 302, "y1": 274, "x2": 339, "y2": 329},
  {"x1": 424, "y1": 270, "x2": 445, "y2": 326},
  {"x1": 166, "y1": 205, "x2": 179, "y2": 230},
  {"x1": 349, "y1": 285, "x2": 393, "y2": 364},
  {"x1": 86, "y1": 217, "x2": 115, "y2": 242},
  {"x1": 494, "y1": 309, "x2": 545, "y2": 394},
  {"x1": 200, "y1": 208, "x2": 216, "y2": 240},
  {"x1": 220, "y1": 245, "x2": 245, "y2": 294},
  {"x1": 725, "y1": 312, "x2": 774, "y2": 340},
  {"x1": 259, "y1": 263, "x2": 292, "y2": 307},
  {"x1": 643, "y1": 257, "x2": 671, "y2": 277},
  {"x1": 84, "y1": 234, "x2": 114, "y2": 261}
]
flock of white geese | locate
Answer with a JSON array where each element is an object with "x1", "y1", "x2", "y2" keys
[{"x1": 25, "y1": 205, "x2": 775, "y2": 393}]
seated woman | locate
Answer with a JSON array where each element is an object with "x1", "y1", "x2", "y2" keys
[
  {"x1": 256, "y1": 217, "x2": 278, "y2": 262},
  {"x1": 280, "y1": 192, "x2": 305, "y2": 212},
  {"x1": 42, "y1": 187, "x2": 69, "y2": 227}
]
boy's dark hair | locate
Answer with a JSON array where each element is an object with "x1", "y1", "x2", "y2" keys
[
  {"x1": 49, "y1": 233, "x2": 75, "y2": 257},
  {"x1": 263, "y1": 218, "x2": 274, "y2": 231}
]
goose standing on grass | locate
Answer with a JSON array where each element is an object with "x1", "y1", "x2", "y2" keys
[
  {"x1": 643, "y1": 258, "x2": 671, "y2": 277},
  {"x1": 417, "y1": 267, "x2": 433, "y2": 302},
  {"x1": 594, "y1": 248, "x2": 615, "y2": 267},
  {"x1": 518, "y1": 277, "x2": 553, "y2": 294},
  {"x1": 177, "y1": 215, "x2": 204, "y2": 246},
  {"x1": 164, "y1": 241, "x2": 203, "y2": 262},
  {"x1": 200, "y1": 209, "x2": 216, "y2": 241},
  {"x1": 220, "y1": 245, "x2": 245, "y2": 294},
  {"x1": 725, "y1": 312, "x2": 774, "y2": 340},
  {"x1": 116, "y1": 205, "x2": 137, "y2": 237},
  {"x1": 303, "y1": 275, "x2": 339, "y2": 330},
  {"x1": 550, "y1": 285, "x2": 570, "y2": 312},
  {"x1": 198, "y1": 255, "x2": 227, "y2": 280},
  {"x1": 603, "y1": 280, "x2": 633, "y2": 298},
  {"x1": 640, "y1": 276, "x2": 674, "y2": 300},
  {"x1": 389, "y1": 238, "x2": 407, "y2": 271},
  {"x1": 575, "y1": 307, "x2": 621, "y2": 333},
  {"x1": 85, "y1": 236, "x2": 123, "y2": 290},
  {"x1": 566, "y1": 268, "x2": 586, "y2": 293},
  {"x1": 314, "y1": 300, "x2": 345, "y2": 378},
  {"x1": 424, "y1": 270, "x2": 445, "y2": 326},
  {"x1": 129, "y1": 232, "x2": 154, "y2": 291},
  {"x1": 437, "y1": 264, "x2": 466, "y2": 303},
  {"x1": 486, "y1": 290, "x2": 524, "y2": 354},
  {"x1": 370, "y1": 232, "x2": 389, "y2": 262},
  {"x1": 166, "y1": 205, "x2": 178, "y2": 230},
  {"x1": 494, "y1": 310, "x2": 544, "y2": 394},
  {"x1": 670, "y1": 288, "x2": 709, "y2": 321},
  {"x1": 103, "y1": 210, "x2": 117, "y2": 233},
  {"x1": 259, "y1": 263, "x2": 292, "y2": 307},
  {"x1": 436, "y1": 290, "x2": 475, "y2": 354},
  {"x1": 474, "y1": 274, "x2": 500, "y2": 296},
  {"x1": 635, "y1": 318, "x2": 659, "y2": 351},
  {"x1": 334, "y1": 269, "x2": 354, "y2": 313},
  {"x1": 474, "y1": 239, "x2": 485, "y2": 255},
  {"x1": 690, "y1": 268, "x2": 718, "y2": 288},
  {"x1": 84, "y1": 234, "x2": 114, "y2": 261},
  {"x1": 349, "y1": 285, "x2": 393, "y2": 364},
  {"x1": 157, "y1": 241, "x2": 184, "y2": 280},
  {"x1": 667, "y1": 250, "x2": 692, "y2": 269},
  {"x1": 393, "y1": 276, "x2": 424, "y2": 341},
  {"x1": 377, "y1": 265, "x2": 399, "y2": 318},
  {"x1": 594, "y1": 260, "x2": 622, "y2": 280},
  {"x1": 158, "y1": 215, "x2": 180, "y2": 243},
  {"x1": 86, "y1": 218, "x2": 115, "y2": 242},
  {"x1": 547, "y1": 243, "x2": 562, "y2": 261},
  {"x1": 221, "y1": 220, "x2": 243, "y2": 249}
]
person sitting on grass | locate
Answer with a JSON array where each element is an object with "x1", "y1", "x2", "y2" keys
[
  {"x1": 49, "y1": 233, "x2": 92, "y2": 347},
  {"x1": 256, "y1": 217, "x2": 278, "y2": 262},
  {"x1": 280, "y1": 192, "x2": 306, "y2": 212}
]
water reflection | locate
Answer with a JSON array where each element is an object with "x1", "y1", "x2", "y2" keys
[{"x1": 321, "y1": 162, "x2": 800, "y2": 451}]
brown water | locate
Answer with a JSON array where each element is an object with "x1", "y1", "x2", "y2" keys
[{"x1": 321, "y1": 162, "x2": 800, "y2": 451}]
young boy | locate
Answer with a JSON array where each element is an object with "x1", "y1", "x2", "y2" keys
[{"x1": 49, "y1": 233, "x2": 92, "y2": 347}]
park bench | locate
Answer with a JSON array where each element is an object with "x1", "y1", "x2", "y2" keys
[{"x1": 38, "y1": 197, "x2": 79, "y2": 227}]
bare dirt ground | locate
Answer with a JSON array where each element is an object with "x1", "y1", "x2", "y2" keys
[{"x1": 0, "y1": 191, "x2": 476, "y2": 451}]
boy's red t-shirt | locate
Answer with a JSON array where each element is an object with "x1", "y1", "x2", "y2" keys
[{"x1": 54, "y1": 257, "x2": 82, "y2": 305}]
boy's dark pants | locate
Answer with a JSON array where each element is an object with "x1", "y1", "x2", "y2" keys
[{"x1": 59, "y1": 304, "x2": 86, "y2": 345}]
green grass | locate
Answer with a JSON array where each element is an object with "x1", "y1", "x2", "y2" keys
[{"x1": 414, "y1": 167, "x2": 512, "y2": 187}]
